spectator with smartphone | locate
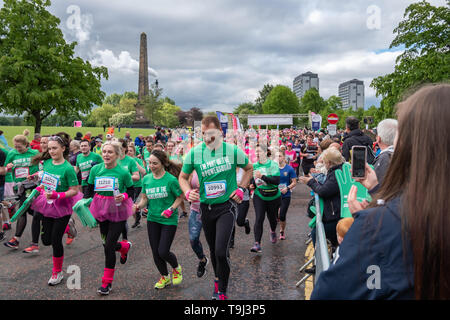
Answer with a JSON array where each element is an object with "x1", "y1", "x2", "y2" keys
[{"x1": 312, "y1": 84, "x2": 450, "y2": 300}]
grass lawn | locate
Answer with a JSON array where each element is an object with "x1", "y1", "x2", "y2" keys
[{"x1": 0, "y1": 126, "x2": 155, "y2": 147}]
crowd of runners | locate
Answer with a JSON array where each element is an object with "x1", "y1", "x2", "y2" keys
[{"x1": 0, "y1": 83, "x2": 448, "y2": 300}]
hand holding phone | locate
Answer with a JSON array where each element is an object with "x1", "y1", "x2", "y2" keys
[{"x1": 351, "y1": 146, "x2": 367, "y2": 179}]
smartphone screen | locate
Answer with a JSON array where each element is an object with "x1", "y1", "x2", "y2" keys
[{"x1": 351, "y1": 146, "x2": 367, "y2": 178}]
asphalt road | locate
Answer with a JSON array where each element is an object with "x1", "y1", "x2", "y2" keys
[{"x1": 0, "y1": 184, "x2": 312, "y2": 300}]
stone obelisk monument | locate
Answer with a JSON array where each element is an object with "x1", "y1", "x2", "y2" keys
[{"x1": 135, "y1": 32, "x2": 150, "y2": 125}]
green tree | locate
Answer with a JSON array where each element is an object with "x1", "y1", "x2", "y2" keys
[
  {"x1": 370, "y1": 0, "x2": 450, "y2": 119},
  {"x1": 103, "y1": 93, "x2": 122, "y2": 107},
  {"x1": 0, "y1": 0, "x2": 108, "y2": 133},
  {"x1": 87, "y1": 104, "x2": 116, "y2": 127},
  {"x1": 154, "y1": 102, "x2": 181, "y2": 128},
  {"x1": 262, "y1": 85, "x2": 301, "y2": 122},
  {"x1": 142, "y1": 82, "x2": 163, "y2": 124},
  {"x1": 299, "y1": 88, "x2": 326, "y2": 114},
  {"x1": 109, "y1": 111, "x2": 136, "y2": 127},
  {"x1": 255, "y1": 84, "x2": 274, "y2": 113},
  {"x1": 233, "y1": 102, "x2": 257, "y2": 127},
  {"x1": 326, "y1": 95, "x2": 343, "y2": 110},
  {"x1": 118, "y1": 98, "x2": 137, "y2": 113}
]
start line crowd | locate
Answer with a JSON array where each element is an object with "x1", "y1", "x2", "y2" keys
[{"x1": 0, "y1": 83, "x2": 448, "y2": 300}]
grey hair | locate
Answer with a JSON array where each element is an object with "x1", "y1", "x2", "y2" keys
[{"x1": 377, "y1": 119, "x2": 398, "y2": 146}]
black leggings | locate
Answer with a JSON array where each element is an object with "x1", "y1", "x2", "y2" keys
[
  {"x1": 41, "y1": 214, "x2": 71, "y2": 257},
  {"x1": 133, "y1": 187, "x2": 142, "y2": 223},
  {"x1": 201, "y1": 200, "x2": 237, "y2": 293},
  {"x1": 121, "y1": 187, "x2": 137, "y2": 240},
  {"x1": 99, "y1": 220, "x2": 126, "y2": 269},
  {"x1": 236, "y1": 200, "x2": 250, "y2": 227},
  {"x1": 147, "y1": 221, "x2": 178, "y2": 276},
  {"x1": 253, "y1": 194, "x2": 281, "y2": 243},
  {"x1": 31, "y1": 211, "x2": 44, "y2": 244},
  {"x1": 279, "y1": 197, "x2": 291, "y2": 222}
]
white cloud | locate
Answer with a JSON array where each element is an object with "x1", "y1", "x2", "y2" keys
[{"x1": 91, "y1": 49, "x2": 158, "y2": 77}]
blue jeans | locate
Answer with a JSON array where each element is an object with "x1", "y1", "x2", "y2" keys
[{"x1": 188, "y1": 209, "x2": 205, "y2": 260}]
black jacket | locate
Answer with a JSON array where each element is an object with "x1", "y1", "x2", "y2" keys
[
  {"x1": 311, "y1": 197, "x2": 414, "y2": 300},
  {"x1": 307, "y1": 164, "x2": 342, "y2": 223},
  {"x1": 342, "y1": 129, "x2": 373, "y2": 162}
]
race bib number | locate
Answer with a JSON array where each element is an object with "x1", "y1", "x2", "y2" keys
[
  {"x1": 81, "y1": 170, "x2": 90, "y2": 181},
  {"x1": 41, "y1": 172, "x2": 59, "y2": 191},
  {"x1": 94, "y1": 177, "x2": 115, "y2": 192},
  {"x1": 15, "y1": 167, "x2": 29, "y2": 179},
  {"x1": 279, "y1": 184, "x2": 287, "y2": 191},
  {"x1": 286, "y1": 155, "x2": 293, "y2": 162},
  {"x1": 204, "y1": 181, "x2": 227, "y2": 199},
  {"x1": 307, "y1": 154, "x2": 314, "y2": 159}
]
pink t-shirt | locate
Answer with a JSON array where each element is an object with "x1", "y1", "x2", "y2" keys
[{"x1": 285, "y1": 150, "x2": 298, "y2": 168}]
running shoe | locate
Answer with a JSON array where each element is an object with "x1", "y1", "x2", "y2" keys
[
  {"x1": 172, "y1": 265, "x2": 183, "y2": 285},
  {"x1": 97, "y1": 283, "x2": 112, "y2": 295},
  {"x1": 23, "y1": 244, "x2": 39, "y2": 253},
  {"x1": 67, "y1": 218, "x2": 77, "y2": 238},
  {"x1": 211, "y1": 280, "x2": 219, "y2": 300},
  {"x1": 244, "y1": 219, "x2": 251, "y2": 235},
  {"x1": 154, "y1": 275, "x2": 171, "y2": 289},
  {"x1": 250, "y1": 242, "x2": 262, "y2": 253},
  {"x1": 66, "y1": 235, "x2": 74, "y2": 245},
  {"x1": 0, "y1": 232, "x2": 5, "y2": 242},
  {"x1": 218, "y1": 292, "x2": 228, "y2": 300},
  {"x1": 131, "y1": 221, "x2": 140, "y2": 229},
  {"x1": 197, "y1": 257, "x2": 208, "y2": 278},
  {"x1": 48, "y1": 272, "x2": 64, "y2": 286},
  {"x1": 270, "y1": 231, "x2": 277, "y2": 244},
  {"x1": 120, "y1": 241, "x2": 132, "y2": 264},
  {"x1": 279, "y1": 231, "x2": 286, "y2": 240},
  {"x1": 2, "y1": 223, "x2": 11, "y2": 231},
  {"x1": 305, "y1": 266, "x2": 316, "y2": 275},
  {"x1": 4, "y1": 237, "x2": 19, "y2": 249}
]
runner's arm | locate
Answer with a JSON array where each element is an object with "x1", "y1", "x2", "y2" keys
[
  {"x1": 136, "y1": 162, "x2": 147, "y2": 176},
  {"x1": 178, "y1": 171, "x2": 191, "y2": 195},
  {"x1": 131, "y1": 171, "x2": 140, "y2": 182},
  {"x1": 238, "y1": 163, "x2": 253, "y2": 189}
]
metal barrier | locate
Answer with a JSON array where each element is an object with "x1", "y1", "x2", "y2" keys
[
  {"x1": 313, "y1": 193, "x2": 330, "y2": 283},
  {"x1": 296, "y1": 193, "x2": 331, "y2": 288}
]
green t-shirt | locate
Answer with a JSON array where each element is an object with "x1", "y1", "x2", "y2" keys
[
  {"x1": 182, "y1": 142, "x2": 249, "y2": 205},
  {"x1": 0, "y1": 148, "x2": 13, "y2": 183},
  {"x1": 76, "y1": 152, "x2": 104, "y2": 186},
  {"x1": 5, "y1": 148, "x2": 39, "y2": 182},
  {"x1": 131, "y1": 157, "x2": 145, "y2": 188},
  {"x1": 253, "y1": 159, "x2": 281, "y2": 201},
  {"x1": 143, "y1": 171, "x2": 182, "y2": 226},
  {"x1": 119, "y1": 156, "x2": 138, "y2": 176},
  {"x1": 88, "y1": 163, "x2": 133, "y2": 196},
  {"x1": 41, "y1": 159, "x2": 79, "y2": 192},
  {"x1": 143, "y1": 148, "x2": 152, "y2": 173}
]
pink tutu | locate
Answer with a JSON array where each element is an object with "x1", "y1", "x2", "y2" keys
[
  {"x1": 31, "y1": 191, "x2": 83, "y2": 219},
  {"x1": 89, "y1": 194, "x2": 133, "y2": 222}
]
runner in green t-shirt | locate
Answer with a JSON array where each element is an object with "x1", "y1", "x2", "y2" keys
[
  {"x1": 178, "y1": 116, "x2": 253, "y2": 300},
  {"x1": 84, "y1": 141, "x2": 134, "y2": 296},
  {"x1": 75, "y1": 140, "x2": 104, "y2": 195},
  {"x1": 166, "y1": 140, "x2": 188, "y2": 218},
  {"x1": 27, "y1": 133, "x2": 80, "y2": 287},
  {"x1": 142, "y1": 138, "x2": 154, "y2": 173},
  {"x1": 4, "y1": 135, "x2": 40, "y2": 250},
  {"x1": 126, "y1": 144, "x2": 147, "y2": 229},
  {"x1": 249, "y1": 144, "x2": 281, "y2": 254},
  {"x1": 134, "y1": 149, "x2": 184, "y2": 290}
]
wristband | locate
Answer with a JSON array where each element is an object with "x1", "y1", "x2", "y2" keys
[
  {"x1": 50, "y1": 191, "x2": 66, "y2": 200},
  {"x1": 36, "y1": 186, "x2": 44, "y2": 193},
  {"x1": 162, "y1": 208, "x2": 174, "y2": 218},
  {"x1": 235, "y1": 188, "x2": 244, "y2": 201},
  {"x1": 123, "y1": 193, "x2": 129, "y2": 201}
]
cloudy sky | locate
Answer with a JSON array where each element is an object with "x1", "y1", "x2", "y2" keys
[{"x1": 2, "y1": 0, "x2": 447, "y2": 112}]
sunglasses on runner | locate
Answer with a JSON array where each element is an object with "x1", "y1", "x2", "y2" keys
[{"x1": 48, "y1": 135, "x2": 64, "y2": 143}]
